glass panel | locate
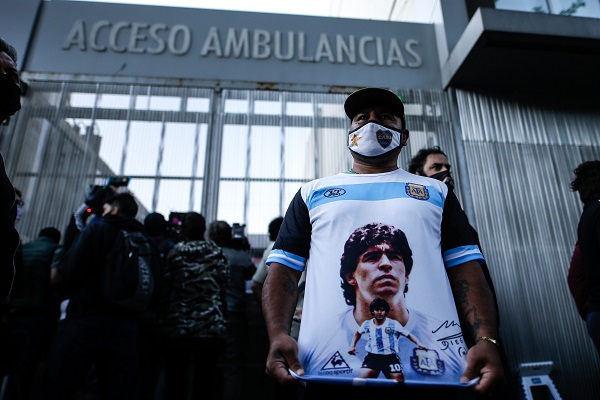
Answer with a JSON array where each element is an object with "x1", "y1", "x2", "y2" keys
[
  {"x1": 97, "y1": 94, "x2": 130, "y2": 109},
  {"x1": 255, "y1": 100, "x2": 281, "y2": 115},
  {"x1": 186, "y1": 97, "x2": 210, "y2": 112},
  {"x1": 550, "y1": 0, "x2": 600, "y2": 17},
  {"x1": 156, "y1": 179, "x2": 191, "y2": 216},
  {"x1": 225, "y1": 99, "x2": 248, "y2": 114},
  {"x1": 217, "y1": 181, "x2": 245, "y2": 224},
  {"x1": 95, "y1": 120, "x2": 128, "y2": 173},
  {"x1": 286, "y1": 101, "x2": 313, "y2": 116},
  {"x1": 69, "y1": 92, "x2": 96, "y2": 108},
  {"x1": 161, "y1": 122, "x2": 196, "y2": 176},
  {"x1": 192, "y1": 179, "x2": 204, "y2": 213},
  {"x1": 128, "y1": 177, "x2": 155, "y2": 214},
  {"x1": 495, "y1": 0, "x2": 549, "y2": 13},
  {"x1": 124, "y1": 121, "x2": 161, "y2": 175},
  {"x1": 220, "y1": 125, "x2": 249, "y2": 178},
  {"x1": 195, "y1": 124, "x2": 208, "y2": 178},
  {"x1": 247, "y1": 181, "x2": 280, "y2": 235},
  {"x1": 285, "y1": 127, "x2": 314, "y2": 179},
  {"x1": 249, "y1": 126, "x2": 280, "y2": 179},
  {"x1": 135, "y1": 95, "x2": 181, "y2": 111}
]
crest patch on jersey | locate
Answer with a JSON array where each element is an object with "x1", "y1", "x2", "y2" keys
[
  {"x1": 410, "y1": 348, "x2": 445, "y2": 376},
  {"x1": 405, "y1": 183, "x2": 429, "y2": 200},
  {"x1": 376, "y1": 129, "x2": 393, "y2": 148}
]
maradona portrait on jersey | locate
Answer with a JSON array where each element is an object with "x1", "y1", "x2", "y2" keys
[{"x1": 300, "y1": 222, "x2": 467, "y2": 384}]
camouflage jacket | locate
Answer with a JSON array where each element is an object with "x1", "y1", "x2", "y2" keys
[{"x1": 156, "y1": 239, "x2": 229, "y2": 339}]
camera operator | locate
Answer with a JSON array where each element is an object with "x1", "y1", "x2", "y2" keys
[{"x1": 63, "y1": 177, "x2": 130, "y2": 252}]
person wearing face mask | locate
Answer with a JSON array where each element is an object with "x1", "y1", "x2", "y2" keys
[
  {"x1": 407, "y1": 147, "x2": 500, "y2": 332},
  {"x1": 261, "y1": 88, "x2": 504, "y2": 400}
]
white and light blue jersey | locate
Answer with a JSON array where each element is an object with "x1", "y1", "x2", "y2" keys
[
  {"x1": 359, "y1": 318, "x2": 409, "y2": 355},
  {"x1": 266, "y1": 168, "x2": 483, "y2": 386}
]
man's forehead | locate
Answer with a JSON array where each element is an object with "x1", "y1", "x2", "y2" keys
[
  {"x1": 425, "y1": 153, "x2": 450, "y2": 165},
  {"x1": 355, "y1": 104, "x2": 401, "y2": 116}
]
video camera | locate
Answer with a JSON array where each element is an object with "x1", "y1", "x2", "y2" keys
[{"x1": 84, "y1": 176, "x2": 131, "y2": 213}]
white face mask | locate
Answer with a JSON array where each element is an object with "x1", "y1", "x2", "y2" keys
[{"x1": 348, "y1": 120, "x2": 403, "y2": 157}]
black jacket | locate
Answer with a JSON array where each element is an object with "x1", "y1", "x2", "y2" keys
[{"x1": 58, "y1": 214, "x2": 162, "y2": 318}]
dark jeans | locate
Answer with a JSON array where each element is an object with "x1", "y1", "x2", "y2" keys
[{"x1": 43, "y1": 316, "x2": 138, "y2": 400}]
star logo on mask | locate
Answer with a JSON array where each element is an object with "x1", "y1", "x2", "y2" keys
[{"x1": 349, "y1": 133, "x2": 361, "y2": 147}]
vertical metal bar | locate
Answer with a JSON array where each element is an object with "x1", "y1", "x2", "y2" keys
[
  {"x1": 152, "y1": 112, "x2": 166, "y2": 211},
  {"x1": 201, "y1": 88, "x2": 224, "y2": 223},
  {"x1": 190, "y1": 111, "x2": 200, "y2": 211}
]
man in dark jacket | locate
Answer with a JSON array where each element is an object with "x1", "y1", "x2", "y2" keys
[
  {"x1": 0, "y1": 36, "x2": 21, "y2": 304},
  {"x1": 45, "y1": 192, "x2": 161, "y2": 400},
  {"x1": 0, "y1": 35, "x2": 23, "y2": 392}
]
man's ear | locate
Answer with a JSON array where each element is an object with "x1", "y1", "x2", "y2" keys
[
  {"x1": 346, "y1": 272, "x2": 357, "y2": 286},
  {"x1": 401, "y1": 129, "x2": 409, "y2": 147}
]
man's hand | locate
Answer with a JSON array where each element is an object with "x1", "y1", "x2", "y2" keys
[
  {"x1": 461, "y1": 339, "x2": 505, "y2": 395},
  {"x1": 265, "y1": 332, "x2": 304, "y2": 385}
]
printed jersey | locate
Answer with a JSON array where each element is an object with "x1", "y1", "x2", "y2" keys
[
  {"x1": 359, "y1": 318, "x2": 409, "y2": 355},
  {"x1": 266, "y1": 168, "x2": 483, "y2": 385}
]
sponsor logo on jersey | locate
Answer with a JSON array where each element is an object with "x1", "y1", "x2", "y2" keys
[
  {"x1": 319, "y1": 351, "x2": 353, "y2": 376},
  {"x1": 410, "y1": 348, "x2": 445, "y2": 376},
  {"x1": 405, "y1": 183, "x2": 429, "y2": 200},
  {"x1": 324, "y1": 188, "x2": 346, "y2": 198},
  {"x1": 376, "y1": 129, "x2": 393, "y2": 148}
]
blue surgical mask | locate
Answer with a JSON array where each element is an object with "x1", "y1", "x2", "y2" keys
[
  {"x1": 348, "y1": 120, "x2": 403, "y2": 157},
  {"x1": 15, "y1": 204, "x2": 23, "y2": 224}
]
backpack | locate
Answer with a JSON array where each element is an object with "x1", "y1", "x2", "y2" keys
[{"x1": 103, "y1": 229, "x2": 154, "y2": 312}]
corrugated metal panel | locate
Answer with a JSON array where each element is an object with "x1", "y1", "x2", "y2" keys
[{"x1": 456, "y1": 90, "x2": 600, "y2": 400}]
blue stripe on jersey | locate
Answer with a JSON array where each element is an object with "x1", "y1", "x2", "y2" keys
[
  {"x1": 306, "y1": 181, "x2": 444, "y2": 211},
  {"x1": 266, "y1": 249, "x2": 305, "y2": 271},
  {"x1": 443, "y1": 244, "x2": 484, "y2": 268},
  {"x1": 376, "y1": 323, "x2": 384, "y2": 352}
]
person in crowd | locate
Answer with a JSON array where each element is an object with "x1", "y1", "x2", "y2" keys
[
  {"x1": 250, "y1": 216, "x2": 305, "y2": 399},
  {"x1": 261, "y1": 87, "x2": 503, "y2": 400},
  {"x1": 569, "y1": 160, "x2": 600, "y2": 357},
  {"x1": 251, "y1": 217, "x2": 284, "y2": 310},
  {"x1": 4, "y1": 227, "x2": 62, "y2": 400},
  {"x1": 155, "y1": 211, "x2": 229, "y2": 400},
  {"x1": 407, "y1": 146, "x2": 514, "y2": 398},
  {"x1": 0, "y1": 35, "x2": 23, "y2": 392},
  {"x1": 144, "y1": 211, "x2": 176, "y2": 260},
  {"x1": 131, "y1": 212, "x2": 174, "y2": 400},
  {"x1": 44, "y1": 192, "x2": 161, "y2": 400},
  {"x1": 407, "y1": 146, "x2": 500, "y2": 344},
  {"x1": 207, "y1": 220, "x2": 256, "y2": 400}
]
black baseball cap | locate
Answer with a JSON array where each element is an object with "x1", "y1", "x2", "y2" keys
[{"x1": 344, "y1": 87, "x2": 406, "y2": 127}]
